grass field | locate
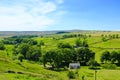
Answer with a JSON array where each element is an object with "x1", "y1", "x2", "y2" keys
[{"x1": 0, "y1": 31, "x2": 120, "y2": 80}]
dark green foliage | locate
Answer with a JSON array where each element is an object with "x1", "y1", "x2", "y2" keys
[
  {"x1": 43, "y1": 49, "x2": 63, "y2": 68},
  {"x1": 18, "y1": 53, "x2": 24, "y2": 62},
  {"x1": 58, "y1": 42, "x2": 72, "y2": 49},
  {"x1": 26, "y1": 46, "x2": 41, "y2": 61},
  {"x1": 110, "y1": 51, "x2": 118, "y2": 63},
  {"x1": 101, "y1": 63, "x2": 117, "y2": 69},
  {"x1": 39, "y1": 40, "x2": 45, "y2": 46},
  {"x1": 0, "y1": 42, "x2": 5, "y2": 50},
  {"x1": 87, "y1": 59, "x2": 100, "y2": 69},
  {"x1": 67, "y1": 70, "x2": 76, "y2": 79},
  {"x1": 82, "y1": 40, "x2": 88, "y2": 47},
  {"x1": 56, "y1": 31, "x2": 69, "y2": 34},
  {"x1": 2, "y1": 35, "x2": 37, "y2": 44},
  {"x1": 101, "y1": 37, "x2": 107, "y2": 42},
  {"x1": 18, "y1": 43, "x2": 30, "y2": 58},
  {"x1": 75, "y1": 39, "x2": 82, "y2": 47},
  {"x1": 117, "y1": 51, "x2": 120, "y2": 65},
  {"x1": 76, "y1": 48, "x2": 95, "y2": 65},
  {"x1": 22, "y1": 38, "x2": 37, "y2": 45},
  {"x1": 62, "y1": 48, "x2": 75, "y2": 66},
  {"x1": 75, "y1": 39, "x2": 88, "y2": 47},
  {"x1": 100, "y1": 50, "x2": 120, "y2": 65},
  {"x1": 13, "y1": 43, "x2": 41, "y2": 61},
  {"x1": 100, "y1": 51, "x2": 110, "y2": 63}
]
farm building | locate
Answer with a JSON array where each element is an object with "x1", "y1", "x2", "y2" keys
[{"x1": 69, "y1": 63, "x2": 80, "y2": 69}]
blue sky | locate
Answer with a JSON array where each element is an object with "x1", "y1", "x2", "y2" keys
[{"x1": 0, "y1": 0, "x2": 120, "y2": 31}]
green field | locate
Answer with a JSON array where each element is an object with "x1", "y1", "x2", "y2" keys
[{"x1": 0, "y1": 31, "x2": 120, "y2": 80}]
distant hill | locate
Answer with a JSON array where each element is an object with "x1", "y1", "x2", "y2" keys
[{"x1": 0, "y1": 30, "x2": 119, "y2": 36}]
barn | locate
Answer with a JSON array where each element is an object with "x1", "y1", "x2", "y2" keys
[{"x1": 69, "y1": 63, "x2": 80, "y2": 69}]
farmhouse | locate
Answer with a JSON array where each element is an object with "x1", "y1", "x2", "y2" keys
[{"x1": 69, "y1": 63, "x2": 80, "y2": 69}]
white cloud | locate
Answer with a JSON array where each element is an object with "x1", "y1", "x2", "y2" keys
[{"x1": 0, "y1": 0, "x2": 65, "y2": 31}]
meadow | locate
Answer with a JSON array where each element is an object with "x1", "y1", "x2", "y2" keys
[{"x1": 0, "y1": 31, "x2": 120, "y2": 80}]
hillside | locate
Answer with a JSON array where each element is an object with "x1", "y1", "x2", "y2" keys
[{"x1": 0, "y1": 30, "x2": 120, "y2": 80}]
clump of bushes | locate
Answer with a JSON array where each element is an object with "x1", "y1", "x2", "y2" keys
[
  {"x1": 67, "y1": 70, "x2": 76, "y2": 79},
  {"x1": 101, "y1": 63, "x2": 117, "y2": 69},
  {"x1": 87, "y1": 59, "x2": 100, "y2": 70}
]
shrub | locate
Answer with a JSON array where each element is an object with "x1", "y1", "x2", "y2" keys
[
  {"x1": 87, "y1": 59, "x2": 100, "y2": 70},
  {"x1": 67, "y1": 70, "x2": 76, "y2": 79},
  {"x1": 101, "y1": 63, "x2": 117, "y2": 69}
]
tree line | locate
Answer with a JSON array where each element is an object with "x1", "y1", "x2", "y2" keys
[
  {"x1": 10, "y1": 37, "x2": 95, "y2": 69},
  {"x1": 101, "y1": 50, "x2": 120, "y2": 65}
]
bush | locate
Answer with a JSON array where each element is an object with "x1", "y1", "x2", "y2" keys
[
  {"x1": 101, "y1": 63, "x2": 117, "y2": 69},
  {"x1": 18, "y1": 53, "x2": 24, "y2": 62},
  {"x1": 67, "y1": 70, "x2": 76, "y2": 79},
  {"x1": 87, "y1": 59, "x2": 100, "y2": 70}
]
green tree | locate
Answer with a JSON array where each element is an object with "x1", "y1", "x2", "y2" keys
[
  {"x1": 22, "y1": 38, "x2": 37, "y2": 45},
  {"x1": 0, "y1": 42, "x2": 5, "y2": 50},
  {"x1": 39, "y1": 40, "x2": 44, "y2": 46},
  {"x1": 43, "y1": 49, "x2": 63, "y2": 68},
  {"x1": 75, "y1": 39, "x2": 82, "y2": 47},
  {"x1": 26, "y1": 46, "x2": 41, "y2": 61},
  {"x1": 117, "y1": 51, "x2": 120, "y2": 65},
  {"x1": 87, "y1": 59, "x2": 99, "y2": 69},
  {"x1": 100, "y1": 51, "x2": 110, "y2": 63},
  {"x1": 62, "y1": 48, "x2": 75, "y2": 67},
  {"x1": 58, "y1": 42, "x2": 72, "y2": 49},
  {"x1": 18, "y1": 43, "x2": 30, "y2": 58},
  {"x1": 76, "y1": 48, "x2": 95, "y2": 65},
  {"x1": 110, "y1": 51, "x2": 118, "y2": 63},
  {"x1": 18, "y1": 53, "x2": 24, "y2": 62}
]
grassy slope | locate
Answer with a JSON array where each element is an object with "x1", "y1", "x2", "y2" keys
[{"x1": 0, "y1": 32, "x2": 120, "y2": 80}]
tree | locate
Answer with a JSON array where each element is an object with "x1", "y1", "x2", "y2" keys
[
  {"x1": 82, "y1": 40, "x2": 88, "y2": 47},
  {"x1": 110, "y1": 51, "x2": 118, "y2": 63},
  {"x1": 39, "y1": 40, "x2": 44, "y2": 46},
  {"x1": 22, "y1": 38, "x2": 37, "y2": 45},
  {"x1": 18, "y1": 53, "x2": 24, "y2": 62},
  {"x1": 62, "y1": 48, "x2": 75, "y2": 67},
  {"x1": 100, "y1": 51, "x2": 110, "y2": 63},
  {"x1": 58, "y1": 42, "x2": 72, "y2": 49},
  {"x1": 43, "y1": 49, "x2": 63, "y2": 68},
  {"x1": 117, "y1": 51, "x2": 120, "y2": 65},
  {"x1": 18, "y1": 43, "x2": 30, "y2": 58},
  {"x1": 26, "y1": 46, "x2": 41, "y2": 61},
  {"x1": 0, "y1": 42, "x2": 5, "y2": 50},
  {"x1": 87, "y1": 59, "x2": 99, "y2": 69},
  {"x1": 75, "y1": 39, "x2": 82, "y2": 47},
  {"x1": 76, "y1": 48, "x2": 95, "y2": 65}
]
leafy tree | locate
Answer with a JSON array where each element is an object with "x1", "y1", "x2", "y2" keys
[
  {"x1": 76, "y1": 48, "x2": 95, "y2": 65},
  {"x1": 22, "y1": 38, "x2": 37, "y2": 45},
  {"x1": 101, "y1": 37, "x2": 107, "y2": 42},
  {"x1": 43, "y1": 49, "x2": 63, "y2": 68},
  {"x1": 26, "y1": 46, "x2": 41, "y2": 61},
  {"x1": 67, "y1": 71, "x2": 76, "y2": 79},
  {"x1": 62, "y1": 48, "x2": 75, "y2": 67},
  {"x1": 39, "y1": 40, "x2": 45, "y2": 46},
  {"x1": 0, "y1": 42, "x2": 5, "y2": 50},
  {"x1": 87, "y1": 59, "x2": 99, "y2": 69},
  {"x1": 18, "y1": 53, "x2": 24, "y2": 62},
  {"x1": 110, "y1": 51, "x2": 118, "y2": 63},
  {"x1": 117, "y1": 51, "x2": 120, "y2": 65},
  {"x1": 18, "y1": 43, "x2": 30, "y2": 58},
  {"x1": 100, "y1": 51, "x2": 110, "y2": 63},
  {"x1": 75, "y1": 39, "x2": 82, "y2": 47},
  {"x1": 58, "y1": 42, "x2": 72, "y2": 49},
  {"x1": 82, "y1": 40, "x2": 88, "y2": 47}
]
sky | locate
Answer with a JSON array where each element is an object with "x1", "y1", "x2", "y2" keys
[{"x1": 0, "y1": 0, "x2": 120, "y2": 31}]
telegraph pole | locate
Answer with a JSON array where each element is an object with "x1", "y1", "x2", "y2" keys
[{"x1": 95, "y1": 69, "x2": 97, "y2": 80}]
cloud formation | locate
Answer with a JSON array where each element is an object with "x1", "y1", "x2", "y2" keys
[{"x1": 0, "y1": 0, "x2": 65, "y2": 31}]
